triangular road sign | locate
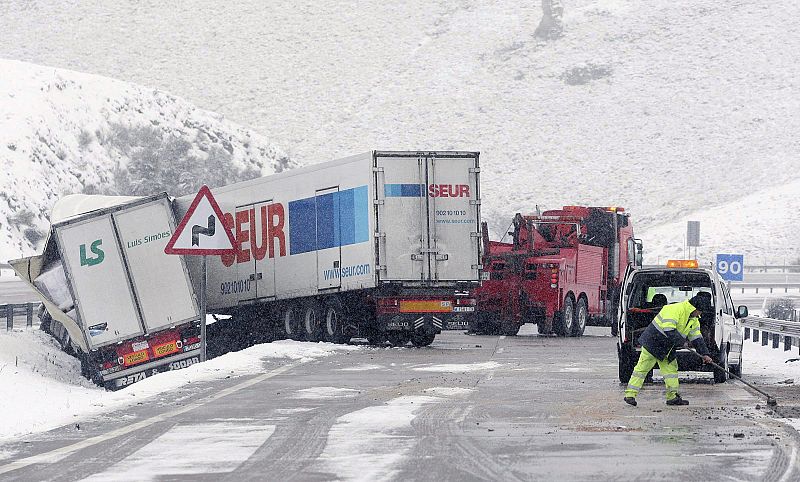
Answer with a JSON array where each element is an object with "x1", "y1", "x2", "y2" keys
[{"x1": 165, "y1": 185, "x2": 236, "y2": 255}]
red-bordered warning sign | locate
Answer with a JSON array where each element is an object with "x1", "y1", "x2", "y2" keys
[{"x1": 164, "y1": 185, "x2": 236, "y2": 255}]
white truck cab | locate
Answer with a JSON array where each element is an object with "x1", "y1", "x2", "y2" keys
[{"x1": 617, "y1": 260, "x2": 748, "y2": 383}]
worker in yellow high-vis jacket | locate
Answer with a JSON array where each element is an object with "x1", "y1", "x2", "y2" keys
[{"x1": 624, "y1": 292, "x2": 713, "y2": 406}]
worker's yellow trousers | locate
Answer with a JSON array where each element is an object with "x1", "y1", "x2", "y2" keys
[{"x1": 624, "y1": 347, "x2": 679, "y2": 401}]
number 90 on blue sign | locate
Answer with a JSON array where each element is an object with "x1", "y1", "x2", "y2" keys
[{"x1": 715, "y1": 254, "x2": 744, "y2": 281}]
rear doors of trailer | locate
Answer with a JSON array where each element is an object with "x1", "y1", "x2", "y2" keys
[
  {"x1": 55, "y1": 194, "x2": 199, "y2": 349},
  {"x1": 374, "y1": 151, "x2": 481, "y2": 284}
]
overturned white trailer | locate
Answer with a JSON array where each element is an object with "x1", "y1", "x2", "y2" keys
[{"x1": 11, "y1": 193, "x2": 202, "y2": 389}]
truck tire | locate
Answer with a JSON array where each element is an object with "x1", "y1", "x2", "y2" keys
[
  {"x1": 618, "y1": 344, "x2": 636, "y2": 383},
  {"x1": 537, "y1": 319, "x2": 553, "y2": 335},
  {"x1": 411, "y1": 332, "x2": 436, "y2": 347},
  {"x1": 501, "y1": 322, "x2": 521, "y2": 336},
  {"x1": 323, "y1": 297, "x2": 350, "y2": 344},
  {"x1": 282, "y1": 303, "x2": 303, "y2": 340},
  {"x1": 554, "y1": 296, "x2": 575, "y2": 337},
  {"x1": 572, "y1": 297, "x2": 588, "y2": 337}
]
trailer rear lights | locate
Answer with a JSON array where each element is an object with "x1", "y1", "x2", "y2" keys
[
  {"x1": 455, "y1": 298, "x2": 476, "y2": 306},
  {"x1": 102, "y1": 361, "x2": 115, "y2": 370},
  {"x1": 666, "y1": 259, "x2": 698, "y2": 268},
  {"x1": 185, "y1": 336, "x2": 200, "y2": 345},
  {"x1": 377, "y1": 298, "x2": 399, "y2": 307}
]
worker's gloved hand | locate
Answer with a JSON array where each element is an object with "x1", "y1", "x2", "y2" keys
[{"x1": 701, "y1": 355, "x2": 713, "y2": 364}]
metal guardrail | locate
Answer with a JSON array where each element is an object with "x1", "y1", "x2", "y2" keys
[
  {"x1": 2, "y1": 303, "x2": 37, "y2": 331},
  {"x1": 729, "y1": 282, "x2": 800, "y2": 295},
  {"x1": 742, "y1": 316, "x2": 800, "y2": 355}
]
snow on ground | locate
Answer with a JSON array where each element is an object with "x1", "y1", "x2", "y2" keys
[
  {"x1": 413, "y1": 361, "x2": 502, "y2": 372},
  {"x1": 293, "y1": 387, "x2": 360, "y2": 399},
  {"x1": 316, "y1": 395, "x2": 441, "y2": 481},
  {"x1": 423, "y1": 387, "x2": 475, "y2": 397},
  {"x1": 1, "y1": 1, "x2": 798, "y2": 262},
  {"x1": 0, "y1": 329, "x2": 358, "y2": 443},
  {"x1": 742, "y1": 339, "x2": 799, "y2": 385},
  {"x1": 337, "y1": 364, "x2": 386, "y2": 372}
]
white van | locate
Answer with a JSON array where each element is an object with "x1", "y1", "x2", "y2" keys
[{"x1": 616, "y1": 261, "x2": 748, "y2": 383}]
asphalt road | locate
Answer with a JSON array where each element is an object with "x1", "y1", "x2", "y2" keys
[{"x1": 1, "y1": 327, "x2": 798, "y2": 481}]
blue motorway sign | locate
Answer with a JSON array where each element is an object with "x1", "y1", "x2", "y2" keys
[{"x1": 716, "y1": 254, "x2": 744, "y2": 282}]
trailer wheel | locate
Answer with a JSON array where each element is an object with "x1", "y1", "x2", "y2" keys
[
  {"x1": 323, "y1": 297, "x2": 350, "y2": 344},
  {"x1": 282, "y1": 303, "x2": 303, "y2": 340},
  {"x1": 554, "y1": 295, "x2": 575, "y2": 337},
  {"x1": 302, "y1": 301, "x2": 324, "y2": 342},
  {"x1": 411, "y1": 332, "x2": 436, "y2": 347},
  {"x1": 387, "y1": 331, "x2": 410, "y2": 347},
  {"x1": 572, "y1": 297, "x2": 588, "y2": 337}
]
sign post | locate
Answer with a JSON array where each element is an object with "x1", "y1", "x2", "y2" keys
[{"x1": 165, "y1": 185, "x2": 236, "y2": 362}]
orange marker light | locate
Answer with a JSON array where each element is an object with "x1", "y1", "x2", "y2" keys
[{"x1": 666, "y1": 259, "x2": 699, "y2": 268}]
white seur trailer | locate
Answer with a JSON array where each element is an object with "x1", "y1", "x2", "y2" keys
[
  {"x1": 11, "y1": 193, "x2": 202, "y2": 389},
  {"x1": 176, "y1": 150, "x2": 482, "y2": 346}
]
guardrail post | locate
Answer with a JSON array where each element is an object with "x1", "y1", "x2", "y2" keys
[
  {"x1": 785, "y1": 336, "x2": 792, "y2": 351},
  {"x1": 744, "y1": 327, "x2": 750, "y2": 340},
  {"x1": 5, "y1": 304, "x2": 11, "y2": 331},
  {"x1": 753, "y1": 329, "x2": 759, "y2": 342},
  {"x1": 773, "y1": 334, "x2": 780, "y2": 349},
  {"x1": 26, "y1": 304, "x2": 33, "y2": 328},
  {"x1": 762, "y1": 332, "x2": 769, "y2": 346}
]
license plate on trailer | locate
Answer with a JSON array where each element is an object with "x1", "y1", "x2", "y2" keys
[
  {"x1": 153, "y1": 341, "x2": 179, "y2": 358},
  {"x1": 399, "y1": 300, "x2": 453, "y2": 313},
  {"x1": 124, "y1": 350, "x2": 149, "y2": 366},
  {"x1": 132, "y1": 340, "x2": 149, "y2": 352}
]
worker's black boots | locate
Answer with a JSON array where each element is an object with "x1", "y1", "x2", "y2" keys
[
  {"x1": 624, "y1": 397, "x2": 637, "y2": 406},
  {"x1": 666, "y1": 394, "x2": 689, "y2": 406}
]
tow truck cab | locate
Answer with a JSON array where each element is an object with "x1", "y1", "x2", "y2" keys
[{"x1": 616, "y1": 260, "x2": 748, "y2": 384}]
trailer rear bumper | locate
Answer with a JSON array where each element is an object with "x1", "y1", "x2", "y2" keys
[
  {"x1": 100, "y1": 348, "x2": 202, "y2": 389},
  {"x1": 378, "y1": 310, "x2": 474, "y2": 333}
]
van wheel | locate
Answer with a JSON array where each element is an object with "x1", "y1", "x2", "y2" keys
[
  {"x1": 573, "y1": 298, "x2": 588, "y2": 337},
  {"x1": 323, "y1": 297, "x2": 350, "y2": 344},
  {"x1": 282, "y1": 303, "x2": 303, "y2": 340},
  {"x1": 554, "y1": 296, "x2": 575, "y2": 337},
  {"x1": 713, "y1": 346, "x2": 729, "y2": 383},
  {"x1": 302, "y1": 301, "x2": 324, "y2": 342},
  {"x1": 618, "y1": 344, "x2": 636, "y2": 383}
]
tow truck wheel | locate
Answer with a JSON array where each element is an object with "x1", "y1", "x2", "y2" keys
[
  {"x1": 411, "y1": 332, "x2": 436, "y2": 347},
  {"x1": 302, "y1": 301, "x2": 324, "y2": 342},
  {"x1": 501, "y1": 322, "x2": 521, "y2": 336},
  {"x1": 323, "y1": 297, "x2": 350, "y2": 344},
  {"x1": 572, "y1": 298, "x2": 588, "y2": 337},
  {"x1": 387, "y1": 331, "x2": 410, "y2": 347},
  {"x1": 554, "y1": 296, "x2": 575, "y2": 337},
  {"x1": 366, "y1": 329, "x2": 386, "y2": 346}
]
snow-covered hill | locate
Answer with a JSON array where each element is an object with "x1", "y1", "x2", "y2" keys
[
  {"x1": 0, "y1": 60, "x2": 291, "y2": 261},
  {"x1": 0, "y1": 1, "x2": 798, "y2": 263}
]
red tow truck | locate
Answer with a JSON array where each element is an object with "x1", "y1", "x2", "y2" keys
[{"x1": 472, "y1": 206, "x2": 642, "y2": 336}]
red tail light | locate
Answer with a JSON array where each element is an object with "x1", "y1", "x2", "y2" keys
[{"x1": 455, "y1": 298, "x2": 476, "y2": 306}]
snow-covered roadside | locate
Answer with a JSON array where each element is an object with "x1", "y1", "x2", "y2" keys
[
  {"x1": 742, "y1": 338, "x2": 799, "y2": 385},
  {"x1": 0, "y1": 329, "x2": 359, "y2": 444}
]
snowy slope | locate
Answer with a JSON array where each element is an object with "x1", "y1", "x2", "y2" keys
[
  {"x1": 0, "y1": 1, "x2": 798, "y2": 261},
  {"x1": 0, "y1": 59, "x2": 291, "y2": 261}
]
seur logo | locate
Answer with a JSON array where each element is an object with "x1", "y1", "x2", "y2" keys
[{"x1": 80, "y1": 239, "x2": 105, "y2": 267}]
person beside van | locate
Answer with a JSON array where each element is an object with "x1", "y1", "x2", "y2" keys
[{"x1": 624, "y1": 292, "x2": 713, "y2": 406}]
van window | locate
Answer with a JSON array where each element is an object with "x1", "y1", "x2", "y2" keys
[
  {"x1": 721, "y1": 283, "x2": 734, "y2": 314},
  {"x1": 626, "y1": 271, "x2": 715, "y2": 310}
]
